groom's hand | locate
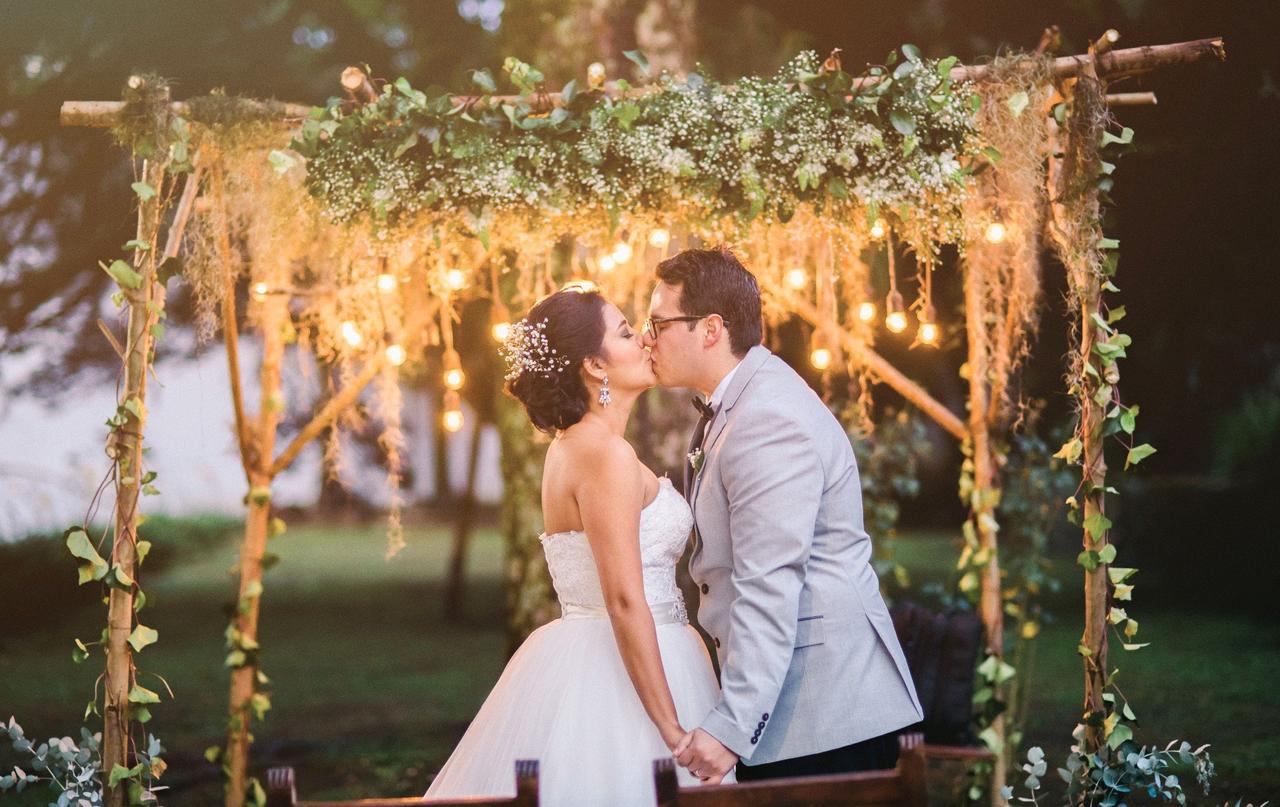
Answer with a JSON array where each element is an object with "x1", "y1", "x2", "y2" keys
[{"x1": 675, "y1": 728, "x2": 736, "y2": 785}]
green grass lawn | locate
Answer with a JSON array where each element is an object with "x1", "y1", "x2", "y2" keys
[{"x1": 2, "y1": 524, "x2": 1276, "y2": 804}]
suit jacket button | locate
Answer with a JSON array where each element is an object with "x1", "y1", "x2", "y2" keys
[
  {"x1": 713, "y1": 637, "x2": 721, "y2": 648},
  {"x1": 700, "y1": 583, "x2": 709, "y2": 594},
  {"x1": 750, "y1": 737, "x2": 758, "y2": 745},
  {"x1": 763, "y1": 713, "x2": 769, "y2": 720}
]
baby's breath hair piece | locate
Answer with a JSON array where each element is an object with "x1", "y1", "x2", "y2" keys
[{"x1": 499, "y1": 318, "x2": 573, "y2": 381}]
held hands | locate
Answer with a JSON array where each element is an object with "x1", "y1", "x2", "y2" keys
[{"x1": 673, "y1": 728, "x2": 736, "y2": 785}]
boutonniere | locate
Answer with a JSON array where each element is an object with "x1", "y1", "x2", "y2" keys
[{"x1": 687, "y1": 447, "x2": 705, "y2": 473}]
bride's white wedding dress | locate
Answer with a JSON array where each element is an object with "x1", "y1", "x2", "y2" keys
[{"x1": 424, "y1": 477, "x2": 733, "y2": 805}]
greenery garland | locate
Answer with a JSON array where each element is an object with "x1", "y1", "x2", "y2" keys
[{"x1": 289, "y1": 48, "x2": 981, "y2": 244}]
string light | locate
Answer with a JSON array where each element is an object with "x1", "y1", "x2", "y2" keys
[
  {"x1": 985, "y1": 220, "x2": 1007, "y2": 244},
  {"x1": 785, "y1": 268, "x2": 808, "y2": 290},
  {"x1": 885, "y1": 290, "x2": 908, "y2": 334},
  {"x1": 340, "y1": 320, "x2": 362, "y2": 347},
  {"x1": 858, "y1": 301, "x2": 877, "y2": 322},
  {"x1": 445, "y1": 268, "x2": 468, "y2": 291},
  {"x1": 808, "y1": 331, "x2": 833, "y2": 371},
  {"x1": 491, "y1": 300, "x2": 512, "y2": 343},
  {"x1": 917, "y1": 303, "x2": 940, "y2": 346},
  {"x1": 377, "y1": 273, "x2": 398, "y2": 293},
  {"x1": 810, "y1": 346, "x2": 833, "y2": 370},
  {"x1": 443, "y1": 349, "x2": 465, "y2": 391},
  {"x1": 442, "y1": 389, "x2": 464, "y2": 433},
  {"x1": 598, "y1": 254, "x2": 616, "y2": 272},
  {"x1": 251, "y1": 281, "x2": 270, "y2": 300},
  {"x1": 611, "y1": 241, "x2": 633, "y2": 263},
  {"x1": 869, "y1": 218, "x2": 888, "y2": 240},
  {"x1": 587, "y1": 62, "x2": 606, "y2": 89},
  {"x1": 648, "y1": 229, "x2": 670, "y2": 248},
  {"x1": 385, "y1": 344, "x2": 407, "y2": 366}
]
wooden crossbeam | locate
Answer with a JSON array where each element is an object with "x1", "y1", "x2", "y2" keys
[{"x1": 59, "y1": 37, "x2": 1222, "y2": 128}]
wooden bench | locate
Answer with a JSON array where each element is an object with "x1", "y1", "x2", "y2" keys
[
  {"x1": 651, "y1": 732, "x2": 928, "y2": 806},
  {"x1": 267, "y1": 733, "x2": 928, "y2": 806},
  {"x1": 265, "y1": 759, "x2": 539, "y2": 806}
]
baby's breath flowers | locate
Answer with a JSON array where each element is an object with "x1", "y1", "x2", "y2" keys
[{"x1": 498, "y1": 319, "x2": 573, "y2": 381}]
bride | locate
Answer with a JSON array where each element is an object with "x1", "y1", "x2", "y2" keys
[{"x1": 424, "y1": 283, "x2": 732, "y2": 805}]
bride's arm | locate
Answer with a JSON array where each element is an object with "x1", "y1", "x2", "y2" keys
[{"x1": 577, "y1": 439, "x2": 685, "y2": 751}]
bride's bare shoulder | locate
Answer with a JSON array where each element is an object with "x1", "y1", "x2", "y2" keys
[{"x1": 554, "y1": 422, "x2": 635, "y2": 467}]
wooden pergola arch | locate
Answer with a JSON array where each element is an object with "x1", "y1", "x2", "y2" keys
[{"x1": 60, "y1": 31, "x2": 1224, "y2": 807}]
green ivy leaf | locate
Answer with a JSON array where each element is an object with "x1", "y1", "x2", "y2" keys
[
  {"x1": 104, "y1": 259, "x2": 143, "y2": 290},
  {"x1": 622, "y1": 50, "x2": 650, "y2": 76},
  {"x1": 1007, "y1": 91, "x2": 1029, "y2": 118},
  {"x1": 470, "y1": 68, "x2": 496, "y2": 94},
  {"x1": 1126, "y1": 443, "x2": 1156, "y2": 469},
  {"x1": 128, "y1": 624, "x2": 159, "y2": 652},
  {"x1": 128, "y1": 684, "x2": 160, "y2": 704},
  {"x1": 131, "y1": 182, "x2": 156, "y2": 201},
  {"x1": 1083, "y1": 513, "x2": 1112, "y2": 541},
  {"x1": 888, "y1": 110, "x2": 916, "y2": 137},
  {"x1": 1097, "y1": 544, "x2": 1117, "y2": 564},
  {"x1": 267, "y1": 150, "x2": 297, "y2": 176}
]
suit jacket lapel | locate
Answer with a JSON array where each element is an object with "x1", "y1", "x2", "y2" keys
[{"x1": 690, "y1": 345, "x2": 773, "y2": 509}]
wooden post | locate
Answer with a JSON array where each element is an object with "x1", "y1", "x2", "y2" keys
[
  {"x1": 223, "y1": 289, "x2": 287, "y2": 807},
  {"x1": 103, "y1": 99, "x2": 169, "y2": 807},
  {"x1": 963, "y1": 258, "x2": 1006, "y2": 802},
  {"x1": 1047, "y1": 61, "x2": 1112, "y2": 755}
]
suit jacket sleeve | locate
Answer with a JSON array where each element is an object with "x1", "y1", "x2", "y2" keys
[{"x1": 699, "y1": 402, "x2": 822, "y2": 760}]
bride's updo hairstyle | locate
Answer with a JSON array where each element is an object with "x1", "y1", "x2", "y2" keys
[{"x1": 503, "y1": 284, "x2": 608, "y2": 435}]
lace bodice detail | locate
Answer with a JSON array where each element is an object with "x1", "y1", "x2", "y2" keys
[{"x1": 539, "y1": 477, "x2": 693, "y2": 611}]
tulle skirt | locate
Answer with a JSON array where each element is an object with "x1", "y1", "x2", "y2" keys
[{"x1": 424, "y1": 607, "x2": 734, "y2": 806}]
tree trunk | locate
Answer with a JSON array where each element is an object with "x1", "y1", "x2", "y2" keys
[
  {"x1": 223, "y1": 296, "x2": 286, "y2": 807},
  {"x1": 444, "y1": 417, "x2": 485, "y2": 621},
  {"x1": 103, "y1": 151, "x2": 167, "y2": 807},
  {"x1": 496, "y1": 395, "x2": 557, "y2": 655}
]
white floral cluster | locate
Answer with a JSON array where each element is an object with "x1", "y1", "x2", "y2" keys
[
  {"x1": 294, "y1": 49, "x2": 982, "y2": 241},
  {"x1": 498, "y1": 318, "x2": 572, "y2": 381}
]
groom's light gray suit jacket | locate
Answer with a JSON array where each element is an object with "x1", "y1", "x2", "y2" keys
[{"x1": 688, "y1": 345, "x2": 923, "y2": 764}]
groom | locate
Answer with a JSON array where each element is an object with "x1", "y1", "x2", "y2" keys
[{"x1": 642, "y1": 247, "x2": 923, "y2": 784}]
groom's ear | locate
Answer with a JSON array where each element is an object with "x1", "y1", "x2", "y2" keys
[{"x1": 703, "y1": 314, "x2": 730, "y2": 348}]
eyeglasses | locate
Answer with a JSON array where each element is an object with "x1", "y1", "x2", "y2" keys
[{"x1": 642, "y1": 314, "x2": 729, "y2": 341}]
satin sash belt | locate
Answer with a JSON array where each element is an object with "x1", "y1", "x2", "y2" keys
[{"x1": 560, "y1": 599, "x2": 688, "y2": 626}]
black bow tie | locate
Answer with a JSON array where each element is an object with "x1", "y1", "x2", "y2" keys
[{"x1": 691, "y1": 396, "x2": 715, "y2": 420}]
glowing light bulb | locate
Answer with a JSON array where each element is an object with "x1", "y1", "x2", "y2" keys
[
  {"x1": 377, "y1": 273, "x2": 398, "y2": 293},
  {"x1": 443, "y1": 409, "x2": 464, "y2": 432},
  {"x1": 884, "y1": 289, "x2": 907, "y2": 334},
  {"x1": 587, "y1": 62, "x2": 606, "y2": 89},
  {"x1": 649, "y1": 229, "x2": 670, "y2": 248},
  {"x1": 492, "y1": 321, "x2": 511, "y2": 342},
  {"x1": 919, "y1": 322, "x2": 939, "y2": 345},
  {"x1": 611, "y1": 241, "x2": 633, "y2": 263},
  {"x1": 985, "y1": 221, "x2": 1007, "y2": 244},
  {"x1": 340, "y1": 320, "x2": 362, "y2": 347},
  {"x1": 598, "y1": 254, "x2": 616, "y2": 272},
  {"x1": 869, "y1": 218, "x2": 888, "y2": 240},
  {"x1": 785, "y1": 268, "x2": 808, "y2": 290},
  {"x1": 385, "y1": 344, "x2": 407, "y2": 366},
  {"x1": 251, "y1": 282, "x2": 270, "y2": 300},
  {"x1": 858, "y1": 301, "x2": 877, "y2": 322},
  {"x1": 809, "y1": 348, "x2": 833, "y2": 371},
  {"x1": 445, "y1": 269, "x2": 468, "y2": 291},
  {"x1": 444, "y1": 367, "x2": 466, "y2": 391}
]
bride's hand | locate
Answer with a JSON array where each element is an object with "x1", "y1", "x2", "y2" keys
[{"x1": 663, "y1": 724, "x2": 689, "y2": 752}]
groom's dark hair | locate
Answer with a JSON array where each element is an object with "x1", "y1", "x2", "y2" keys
[{"x1": 656, "y1": 246, "x2": 762, "y2": 358}]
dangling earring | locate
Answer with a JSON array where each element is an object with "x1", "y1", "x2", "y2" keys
[{"x1": 598, "y1": 375, "x2": 612, "y2": 407}]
